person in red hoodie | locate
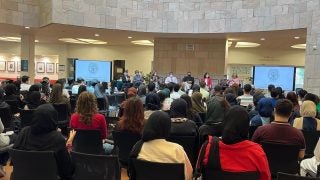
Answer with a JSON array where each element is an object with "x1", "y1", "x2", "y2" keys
[
  {"x1": 198, "y1": 106, "x2": 270, "y2": 180},
  {"x1": 203, "y1": 72, "x2": 213, "y2": 90}
]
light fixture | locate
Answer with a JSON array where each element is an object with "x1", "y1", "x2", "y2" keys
[
  {"x1": 260, "y1": 38, "x2": 266, "y2": 41},
  {"x1": 235, "y1": 42, "x2": 261, "y2": 48},
  {"x1": 0, "y1": 36, "x2": 40, "y2": 43},
  {"x1": 58, "y1": 38, "x2": 107, "y2": 44},
  {"x1": 294, "y1": 36, "x2": 300, "y2": 39},
  {"x1": 128, "y1": 36, "x2": 133, "y2": 39},
  {"x1": 291, "y1": 44, "x2": 306, "y2": 49},
  {"x1": 131, "y1": 40, "x2": 154, "y2": 46},
  {"x1": 94, "y1": 34, "x2": 100, "y2": 37},
  {"x1": 25, "y1": 27, "x2": 30, "y2": 29},
  {"x1": 228, "y1": 41, "x2": 232, "y2": 47},
  {"x1": 35, "y1": 40, "x2": 39, "y2": 43}
]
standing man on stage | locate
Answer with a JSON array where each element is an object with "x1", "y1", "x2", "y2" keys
[
  {"x1": 122, "y1": 70, "x2": 130, "y2": 83},
  {"x1": 133, "y1": 70, "x2": 144, "y2": 87},
  {"x1": 182, "y1": 72, "x2": 194, "y2": 90},
  {"x1": 165, "y1": 72, "x2": 178, "y2": 84}
]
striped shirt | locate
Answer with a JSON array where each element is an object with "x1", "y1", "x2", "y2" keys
[{"x1": 237, "y1": 94, "x2": 253, "y2": 107}]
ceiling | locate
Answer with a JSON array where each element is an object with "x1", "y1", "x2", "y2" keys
[{"x1": 0, "y1": 23, "x2": 307, "y2": 49}]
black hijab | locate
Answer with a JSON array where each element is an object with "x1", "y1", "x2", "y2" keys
[
  {"x1": 0, "y1": 88, "x2": 7, "y2": 108},
  {"x1": 31, "y1": 104, "x2": 58, "y2": 135},
  {"x1": 26, "y1": 91, "x2": 41, "y2": 109},
  {"x1": 170, "y1": 98, "x2": 187, "y2": 118},
  {"x1": 142, "y1": 111, "x2": 171, "y2": 142},
  {"x1": 222, "y1": 105, "x2": 249, "y2": 145},
  {"x1": 145, "y1": 92, "x2": 160, "y2": 110},
  {"x1": 225, "y1": 93, "x2": 238, "y2": 106}
]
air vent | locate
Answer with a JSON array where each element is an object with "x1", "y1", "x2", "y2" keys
[{"x1": 186, "y1": 44, "x2": 194, "y2": 51}]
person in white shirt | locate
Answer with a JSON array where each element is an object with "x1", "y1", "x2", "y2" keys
[
  {"x1": 71, "y1": 78, "x2": 85, "y2": 95},
  {"x1": 165, "y1": 72, "x2": 178, "y2": 84},
  {"x1": 199, "y1": 81, "x2": 209, "y2": 101},
  {"x1": 20, "y1": 75, "x2": 31, "y2": 91},
  {"x1": 170, "y1": 83, "x2": 182, "y2": 100},
  {"x1": 300, "y1": 138, "x2": 320, "y2": 176},
  {"x1": 130, "y1": 111, "x2": 193, "y2": 180},
  {"x1": 237, "y1": 84, "x2": 253, "y2": 107}
]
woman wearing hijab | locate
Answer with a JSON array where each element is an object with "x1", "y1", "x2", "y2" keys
[
  {"x1": 170, "y1": 98, "x2": 198, "y2": 136},
  {"x1": 293, "y1": 100, "x2": 320, "y2": 131},
  {"x1": 181, "y1": 94, "x2": 203, "y2": 126},
  {"x1": 191, "y1": 92, "x2": 206, "y2": 114},
  {"x1": 198, "y1": 106, "x2": 270, "y2": 180},
  {"x1": 138, "y1": 85, "x2": 147, "y2": 105},
  {"x1": 144, "y1": 92, "x2": 160, "y2": 122},
  {"x1": 50, "y1": 83, "x2": 71, "y2": 115},
  {"x1": 250, "y1": 98, "x2": 274, "y2": 127},
  {"x1": 24, "y1": 91, "x2": 42, "y2": 110},
  {"x1": 130, "y1": 111, "x2": 193, "y2": 180},
  {"x1": 160, "y1": 88, "x2": 173, "y2": 111},
  {"x1": 13, "y1": 104, "x2": 74, "y2": 179}
]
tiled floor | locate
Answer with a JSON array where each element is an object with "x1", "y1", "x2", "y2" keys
[{"x1": 1, "y1": 164, "x2": 129, "y2": 180}]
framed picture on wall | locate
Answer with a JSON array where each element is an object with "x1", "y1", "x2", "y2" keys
[
  {"x1": 17, "y1": 61, "x2": 21, "y2": 72},
  {"x1": 46, "y1": 63, "x2": 54, "y2": 73},
  {"x1": 7, "y1": 61, "x2": 15, "y2": 72},
  {"x1": 58, "y1": 64, "x2": 65, "y2": 72},
  {"x1": 36, "y1": 62, "x2": 45, "y2": 73},
  {"x1": 0, "y1": 61, "x2": 6, "y2": 71}
]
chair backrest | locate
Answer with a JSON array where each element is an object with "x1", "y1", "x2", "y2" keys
[
  {"x1": 261, "y1": 142, "x2": 300, "y2": 175},
  {"x1": 302, "y1": 130, "x2": 320, "y2": 157},
  {"x1": 52, "y1": 103, "x2": 69, "y2": 123},
  {"x1": 198, "y1": 112, "x2": 206, "y2": 123},
  {"x1": 115, "y1": 93, "x2": 126, "y2": 106},
  {"x1": 0, "y1": 106, "x2": 13, "y2": 129},
  {"x1": 107, "y1": 95, "x2": 116, "y2": 106},
  {"x1": 69, "y1": 95, "x2": 77, "y2": 113},
  {"x1": 71, "y1": 151, "x2": 120, "y2": 180},
  {"x1": 248, "y1": 126, "x2": 258, "y2": 140},
  {"x1": 73, "y1": 129, "x2": 103, "y2": 154},
  {"x1": 131, "y1": 159, "x2": 184, "y2": 180},
  {"x1": 204, "y1": 170, "x2": 259, "y2": 180},
  {"x1": 97, "y1": 98, "x2": 107, "y2": 111},
  {"x1": 19, "y1": 109, "x2": 35, "y2": 128},
  {"x1": 112, "y1": 130, "x2": 141, "y2": 165},
  {"x1": 277, "y1": 172, "x2": 319, "y2": 180},
  {"x1": 9, "y1": 149, "x2": 58, "y2": 180},
  {"x1": 167, "y1": 135, "x2": 198, "y2": 166},
  {"x1": 5, "y1": 100, "x2": 20, "y2": 114}
]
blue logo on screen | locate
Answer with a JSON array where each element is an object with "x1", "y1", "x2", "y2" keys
[
  {"x1": 268, "y1": 69, "x2": 279, "y2": 81},
  {"x1": 88, "y1": 63, "x2": 98, "y2": 74}
]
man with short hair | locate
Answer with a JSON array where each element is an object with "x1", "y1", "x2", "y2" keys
[
  {"x1": 237, "y1": 84, "x2": 253, "y2": 107},
  {"x1": 210, "y1": 85, "x2": 223, "y2": 98},
  {"x1": 252, "y1": 99, "x2": 306, "y2": 159},
  {"x1": 266, "y1": 84, "x2": 275, "y2": 98},
  {"x1": 182, "y1": 72, "x2": 194, "y2": 90},
  {"x1": 170, "y1": 83, "x2": 181, "y2": 100},
  {"x1": 20, "y1": 75, "x2": 31, "y2": 91},
  {"x1": 164, "y1": 72, "x2": 178, "y2": 84},
  {"x1": 133, "y1": 70, "x2": 144, "y2": 87},
  {"x1": 71, "y1": 78, "x2": 85, "y2": 95}
]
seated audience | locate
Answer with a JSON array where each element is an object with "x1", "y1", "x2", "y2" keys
[
  {"x1": 130, "y1": 111, "x2": 193, "y2": 180},
  {"x1": 24, "y1": 91, "x2": 42, "y2": 110},
  {"x1": 300, "y1": 138, "x2": 320, "y2": 176},
  {"x1": 199, "y1": 81, "x2": 209, "y2": 101},
  {"x1": 116, "y1": 97, "x2": 144, "y2": 134},
  {"x1": 250, "y1": 98, "x2": 273, "y2": 126},
  {"x1": 49, "y1": 83, "x2": 71, "y2": 115},
  {"x1": 71, "y1": 78, "x2": 84, "y2": 95},
  {"x1": 77, "y1": 85, "x2": 87, "y2": 97},
  {"x1": 3, "y1": 83, "x2": 20, "y2": 102},
  {"x1": 265, "y1": 84, "x2": 275, "y2": 98},
  {"x1": 197, "y1": 106, "x2": 270, "y2": 180},
  {"x1": 286, "y1": 91, "x2": 301, "y2": 124},
  {"x1": 293, "y1": 100, "x2": 320, "y2": 131},
  {"x1": 298, "y1": 89, "x2": 308, "y2": 105},
  {"x1": 159, "y1": 88, "x2": 172, "y2": 111},
  {"x1": 70, "y1": 92, "x2": 113, "y2": 154},
  {"x1": 225, "y1": 93, "x2": 238, "y2": 106},
  {"x1": 270, "y1": 88, "x2": 278, "y2": 108},
  {"x1": 137, "y1": 84, "x2": 147, "y2": 105},
  {"x1": 144, "y1": 92, "x2": 161, "y2": 121},
  {"x1": 191, "y1": 92, "x2": 206, "y2": 114},
  {"x1": 13, "y1": 104, "x2": 74, "y2": 179},
  {"x1": 20, "y1": 75, "x2": 31, "y2": 91},
  {"x1": 180, "y1": 94, "x2": 202, "y2": 126},
  {"x1": 248, "y1": 91, "x2": 264, "y2": 119},
  {"x1": 276, "y1": 87, "x2": 285, "y2": 99},
  {"x1": 94, "y1": 83, "x2": 109, "y2": 110},
  {"x1": 237, "y1": 84, "x2": 253, "y2": 107},
  {"x1": 170, "y1": 83, "x2": 181, "y2": 100},
  {"x1": 209, "y1": 85, "x2": 223, "y2": 99},
  {"x1": 56, "y1": 79, "x2": 70, "y2": 99},
  {"x1": 252, "y1": 99, "x2": 306, "y2": 159}
]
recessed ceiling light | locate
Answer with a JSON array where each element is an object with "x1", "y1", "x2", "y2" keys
[
  {"x1": 291, "y1": 44, "x2": 306, "y2": 49},
  {"x1": 260, "y1": 38, "x2": 266, "y2": 41},
  {"x1": 128, "y1": 36, "x2": 133, "y2": 39},
  {"x1": 94, "y1": 34, "x2": 100, "y2": 37},
  {"x1": 58, "y1": 38, "x2": 107, "y2": 45},
  {"x1": 294, "y1": 36, "x2": 300, "y2": 39},
  {"x1": 25, "y1": 27, "x2": 30, "y2": 29},
  {"x1": 35, "y1": 40, "x2": 39, "y2": 43},
  {"x1": 131, "y1": 40, "x2": 154, "y2": 46},
  {"x1": 235, "y1": 42, "x2": 260, "y2": 48}
]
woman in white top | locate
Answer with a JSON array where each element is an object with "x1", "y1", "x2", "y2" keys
[
  {"x1": 130, "y1": 111, "x2": 193, "y2": 180},
  {"x1": 301, "y1": 138, "x2": 320, "y2": 176}
]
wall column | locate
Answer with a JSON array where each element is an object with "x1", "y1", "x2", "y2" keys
[{"x1": 20, "y1": 34, "x2": 35, "y2": 83}]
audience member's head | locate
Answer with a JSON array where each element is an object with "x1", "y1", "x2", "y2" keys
[
  {"x1": 161, "y1": 88, "x2": 170, "y2": 98},
  {"x1": 147, "y1": 82, "x2": 156, "y2": 92},
  {"x1": 297, "y1": 89, "x2": 308, "y2": 100},
  {"x1": 26, "y1": 91, "x2": 41, "y2": 109},
  {"x1": 167, "y1": 83, "x2": 174, "y2": 92},
  {"x1": 29, "y1": 84, "x2": 40, "y2": 92},
  {"x1": 276, "y1": 87, "x2": 285, "y2": 99},
  {"x1": 21, "y1": 75, "x2": 29, "y2": 84},
  {"x1": 4, "y1": 83, "x2": 18, "y2": 96},
  {"x1": 206, "y1": 96, "x2": 230, "y2": 124},
  {"x1": 199, "y1": 81, "x2": 206, "y2": 88},
  {"x1": 76, "y1": 92, "x2": 98, "y2": 125},
  {"x1": 300, "y1": 100, "x2": 317, "y2": 118},
  {"x1": 78, "y1": 85, "x2": 87, "y2": 96},
  {"x1": 222, "y1": 106, "x2": 249, "y2": 144},
  {"x1": 213, "y1": 85, "x2": 222, "y2": 95},
  {"x1": 204, "y1": 72, "x2": 210, "y2": 78},
  {"x1": 268, "y1": 84, "x2": 275, "y2": 92},
  {"x1": 224, "y1": 87, "x2": 235, "y2": 95},
  {"x1": 138, "y1": 85, "x2": 147, "y2": 97},
  {"x1": 191, "y1": 92, "x2": 206, "y2": 113},
  {"x1": 243, "y1": 84, "x2": 252, "y2": 94},
  {"x1": 225, "y1": 93, "x2": 238, "y2": 106},
  {"x1": 127, "y1": 87, "x2": 137, "y2": 98},
  {"x1": 56, "y1": 79, "x2": 66, "y2": 87},
  {"x1": 118, "y1": 97, "x2": 144, "y2": 134},
  {"x1": 30, "y1": 104, "x2": 58, "y2": 135},
  {"x1": 49, "y1": 83, "x2": 63, "y2": 103},
  {"x1": 304, "y1": 93, "x2": 320, "y2": 105},
  {"x1": 253, "y1": 91, "x2": 265, "y2": 107},
  {"x1": 192, "y1": 84, "x2": 200, "y2": 93},
  {"x1": 173, "y1": 83, "x2": 180, "y2": 92},
  {"x1": 270, "y1": 88, "x2": 278, "y2": 98},
  {"x1": 142, "y1": 111, "x2": 171, "y2": 142},
  {"x1": 145, "y1": 93, "x2": 160, "y2": 110},
  {"x1": 170, "y1": 98, "x2": 187, "y2": 118},
  {"x1": 286, "y1": 91, "x2": 299, "y2": 107},
  {"x1": 180, "y1": 94, "x2": 192, "y2": 111},
  {"x1": 257, "y1": 98, "x2": 273, "y2": 118},
  {"x1": 157, "y1": 91, "x2": 166, "y2": 104},
  {"x1": 274, "y1": 99, "x2": 293, "y2": 119}
]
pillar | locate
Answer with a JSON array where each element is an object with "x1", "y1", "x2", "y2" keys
[{"x1": 20, "y1": 34, "x2": 35, "y2": 83}]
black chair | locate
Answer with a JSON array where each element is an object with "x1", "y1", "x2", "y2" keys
[
  {"x1": 69, "y1": 95, "x2": 77, "y2": 113},
  {"x1": 261, "y1": 142, "x2": 300, "y2": 175},
  {"x1": 302, "y1": 130, "x2": 320, "y2": 158},
  {"x1": 248, "y1": 126, "x2": 258, "y2": 139},
  {"x1": 115, "y1": 93, "x2": 126, "y2": 106},
  {"x1": 71, "y1": 151, "x2": 120, "y2": 180},
  {"x1": 107, "y1": 95, "x2": 116, "y2": 106},
  {"x1": 52, "y1": 103, "x2": 70, "y2": 127},
  {"x1": 199, "y1": 123, "x2": 223, "y2": 144},
  {"x1": 112, "y1": 130, "x2": 141, "y2": 166},
  {"x1": 73, "y1": 129, "x2": 103, "y2": 154},
  {"x1": 0, "y1": 106, "x2": 13, "y2": 130},
  {"x1": 97, "y1": 98, "x2": 109, "y2": 116},
  {"x1": 19, "y1": 108, "x2": 35, "y2": 128},
  {"x1": 198, "y1": 112, "x2": 206, "y2": 123},
  {"x1": 5, "y1": 100, "x2": 20, "y2": 114},
  {"x1": 130, "y1": 159, "x2": 184, "y2": 180},
  {"x1": 277, "y1": 172, "x2": 319, "y2": 180},
  {"x1": 204, "y1": 170, "x2": 259, "y2": 180},
  {"x1": 167, "y1": 135, "x2": 198, "y2": 166},
  {"x1": 9, "y1": 149, "x2": 58, "y2": 180}
]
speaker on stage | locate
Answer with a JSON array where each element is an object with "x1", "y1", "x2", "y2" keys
[{"x1": 113, "y1": 60, "x2": 125, "y2": 80}]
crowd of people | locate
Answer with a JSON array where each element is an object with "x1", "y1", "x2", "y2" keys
[{"x1": 0, "y1": 72, "x2": 319, "y2": 179}]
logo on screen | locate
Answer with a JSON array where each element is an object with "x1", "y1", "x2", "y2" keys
[
  {"x1": 88, "y1": 63, "x2": 98, "y2": 74},
  {"x1": 268, "y1": 69, "x2": 279, "y2": 81}
]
